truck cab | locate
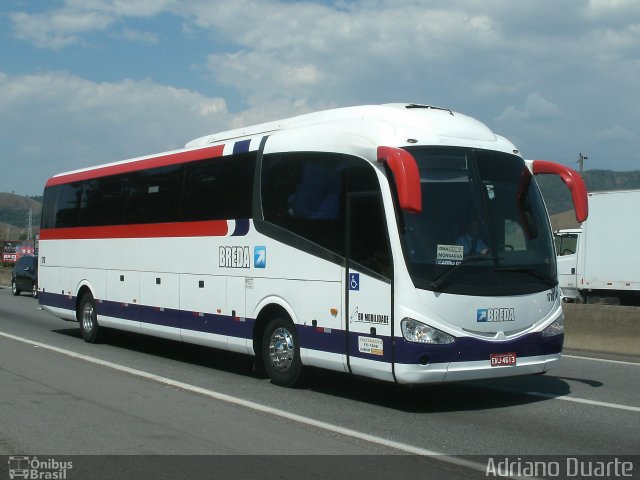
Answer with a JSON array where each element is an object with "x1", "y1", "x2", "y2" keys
[{"x1": 554, "y1": 228, "x2": 582, "y2": 301}]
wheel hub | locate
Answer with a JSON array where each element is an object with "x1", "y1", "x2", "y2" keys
[
  {"x1": 268, "y1": 327, "x2": 294, "y2": 372},
  {"x1": 82, "y1": 303, "x2": 95, "y2": 332}
]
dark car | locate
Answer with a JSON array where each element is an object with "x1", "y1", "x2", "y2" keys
[{"x1": 11, "y1": 255, "x2": 38, "y2": 298}]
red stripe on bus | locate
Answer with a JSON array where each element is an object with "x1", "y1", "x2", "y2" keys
[
  {"x1": 40, "y1": 220, "x2": 229, "y2": 240},
  {"x1": 46, "y1": 144, "x2": 225, "y2": 187}
]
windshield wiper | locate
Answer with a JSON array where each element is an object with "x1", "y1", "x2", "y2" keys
[
  {"x1": 430, "y1": 255, "x2": 502, "y2": 291},
  {"x1": 493, "y1": 266, "x2": 557, "y2": 287}
]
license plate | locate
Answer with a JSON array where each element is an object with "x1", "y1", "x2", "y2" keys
[{"x1": 490, "y1": 352, "x2": 517, "y2": 367}]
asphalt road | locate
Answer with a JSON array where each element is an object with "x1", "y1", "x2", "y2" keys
[{"x1": 0, "y1": 287, "x2": 638, "y2": 479}]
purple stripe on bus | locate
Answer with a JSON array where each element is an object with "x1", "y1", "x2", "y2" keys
[
  {"x1": 232, "y1": 139, "x2": 251, "y2": 154},
  {"x1": 38, "y1": 292, "x2": 562, "y2": 365},
  {"x1": 231, "y1": 218, "x2": 250, "y2": 236},
  {"x1": 39, "y1": 291, "x2": 76, "y2": 311}
]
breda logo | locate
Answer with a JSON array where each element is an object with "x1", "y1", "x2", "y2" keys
[
  {"x1": 219, "y1": 246, "x2": 250, "y2": 268},
  {"x1": 477, "y1": 308, "x2": 515, "y2": 322}
]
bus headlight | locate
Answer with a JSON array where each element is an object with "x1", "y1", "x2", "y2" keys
[
  {"x1": 541, "y1": 314, "x2": 564, "y2": 337},
  {"x1": 401, "y1": 318, "x2": 455, "y2": 344}
]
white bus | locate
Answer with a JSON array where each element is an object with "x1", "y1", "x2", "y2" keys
[{"x1": 39, "y1": 103, "x2": 588, "y2": 386}]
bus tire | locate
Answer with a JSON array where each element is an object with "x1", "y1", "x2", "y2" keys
[
  {"x1": 262, "y1": 317, "x2": 302, "y2": 387},
  {"x1": 78, "y1": 293, "x2": 101, "y2": 343}
]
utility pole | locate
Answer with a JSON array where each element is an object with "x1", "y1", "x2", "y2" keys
[
  {"x1": 578, "y1": 152, "x2": 588, "y2": 174},
  {"x1": 26, "y1": 208, "x2": 33, "y2": 242}
]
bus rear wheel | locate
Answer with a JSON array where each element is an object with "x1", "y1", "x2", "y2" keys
[
  {"x1": 78, "y1": 293, "x2": 101, "y2": 343},
  {"x1": 262, "y1": 317, "x2": 302, "y2": 387}
]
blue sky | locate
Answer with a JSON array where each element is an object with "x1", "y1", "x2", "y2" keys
[{"x1": 1, "y1": 0, "x2": 640, "y2": 195}]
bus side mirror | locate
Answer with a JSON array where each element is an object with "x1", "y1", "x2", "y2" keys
[
  {"x1": 531, "y1": 160, "x2": 588, "y2": 223},
  {"x1": 377, "y1": 146, "x2": 422, "y2": 213}
]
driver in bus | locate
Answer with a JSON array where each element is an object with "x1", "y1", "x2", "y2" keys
[{"x1": 456, "y1": 219, "x2": 489, "y2": 255}]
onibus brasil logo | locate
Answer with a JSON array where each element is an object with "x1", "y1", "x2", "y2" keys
[{"x1": 8, "y1": 456, "x2": 73, "y2": 479}]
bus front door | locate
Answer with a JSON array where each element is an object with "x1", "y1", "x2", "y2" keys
[{"x1": 344, "y1": 193, "x2": 394, "y2": 382}]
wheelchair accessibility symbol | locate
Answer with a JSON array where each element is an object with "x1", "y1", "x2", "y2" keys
[{"x1": 349, "y1": 273, "x2": 360, "y2": 291}]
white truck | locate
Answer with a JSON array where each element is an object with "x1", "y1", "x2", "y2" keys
[{"x1": 555, "y1": 189, "x2": 640, "y2": 305}]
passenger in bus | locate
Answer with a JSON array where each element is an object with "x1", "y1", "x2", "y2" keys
[{"x1": 456, "y1": 219, "x2": 489, "y2": 255}]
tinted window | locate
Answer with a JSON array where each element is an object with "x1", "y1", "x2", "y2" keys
[
  {"x1": 79, "y1": 175, "x2": 125, "y2": 226},
  {"x1": 261, "y1": 152, "x2": 381, "y2": 259},
  {"x1": 42, "y1": 152, "x2": 257, "y2": 229},
  {"x1": 41, "y1": 187, "x2": 57, "y2": 229},
  {"x1": 400, "y1": 146, "x2": 556, "y2": 295},
  {"x1": 54, "y1": 183, "x2": 83, "y2": 228},
  {"x1": 349, "y1": 194, "x2": 391, "y2": 277},
  {"x1": 182, "y1": 153, "x2": 255, "y2": 221},
  {"x1": 124, "y1": 164, "x2": 184, "y2": 224}
]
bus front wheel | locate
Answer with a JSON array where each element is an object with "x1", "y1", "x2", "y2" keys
[
  {"x1": 262, "y1": 317, "x2": 302, "y2": 387},
  {"x1": 78, "y1": 293, "x2": 101, "y2": 343}
]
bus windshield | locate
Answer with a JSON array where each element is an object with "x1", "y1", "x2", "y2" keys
[{"x1": 399, "y1": 146, "x2": 556, "y2": 296}]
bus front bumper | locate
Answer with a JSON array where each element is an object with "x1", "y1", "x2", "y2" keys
[{"x1": 394, "y1": 352, "x2": 561, "y2": 384}]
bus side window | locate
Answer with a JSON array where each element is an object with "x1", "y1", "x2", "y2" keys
[
  {"x1": 262, "y1": 152, "x2": 345, "y2": 255},
  {"x1": 54, "y1": 182, "x2": 83, "y2": 228},
  {"x1": 41, "y1": 186, "x2": 58, "y2": 229},
  {"x1": 124, "y1": 164, "x2": 184, "y2": 224},
  {"x1": 349, "y1": 194, "x2": 391, "y2": 278},
  {"x1": 79, "y1": 175, "x2": 125, "y2": 227},
  {"x1": 182, "y1": 153, "x2": 255, "y2": 222},
  {"x1": 261, "y1": 152, "x2": 387, "y2": 267},
  {"x1": 287, "y1": 162, "x2": 340, "y2": 221}
]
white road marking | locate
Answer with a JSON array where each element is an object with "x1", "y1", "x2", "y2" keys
[
  {"x1": 0, "y1": 331, "x2": 491, "y2": 474},
  {"x1": 563, "y1": 354, "x2": 640, "y2": 367},
  {"x1": 525, "y1": 391, "x2": 640, "y2": 412},
  {"x1": 480, "y1": 385, "x2": 640, "y2": 413}
]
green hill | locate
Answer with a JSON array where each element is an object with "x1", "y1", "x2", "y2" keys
[
  {"x1": 0, "y1": 193, "x2": 42, "y2": 241},
  {"x1": 536, "y1": 169, "x2": 640, "y2": 215}
]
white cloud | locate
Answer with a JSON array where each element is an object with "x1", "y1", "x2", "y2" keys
[
  {"x1": 117, "y1": 28, "x2": 160, "y2": 45},
  {"x1": 8, "y1": 0, "x2": 177, "y2": 49},
  {"x1": 188, "y1": 1, "x2": 502, "y2": 65},
  {"x1": 65, "y1": 0, "x2": 177, "y2": 18},
  {"x1": 496, "y1": 93, "x2": 563, "y2": 124},
  {"x1": 0, "y1": 71, "x2": 230, "y2": 195},
  {"x1": 191, "y1": 1, "x2": 510, "y2": 122},
  {"x1": 9, "y1": 9, "x2": 115, "y2": 49},
  {"x1": 595, "y1": 125, "x2": 636, "y2": 141},
  {"x1": 4, "y1": 0, "x2": 640, "y2": 183},
  {"x1": 588, "y1": 0, "x2": 640, "y2": 16}
]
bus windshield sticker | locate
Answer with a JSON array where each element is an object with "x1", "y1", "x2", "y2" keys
[
  {"x1": 485, "y1": 183, "x2": 495, "y2": 199},
  {"x1": 436, "y1": 244, "x2": 463, "y2": 265}
]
